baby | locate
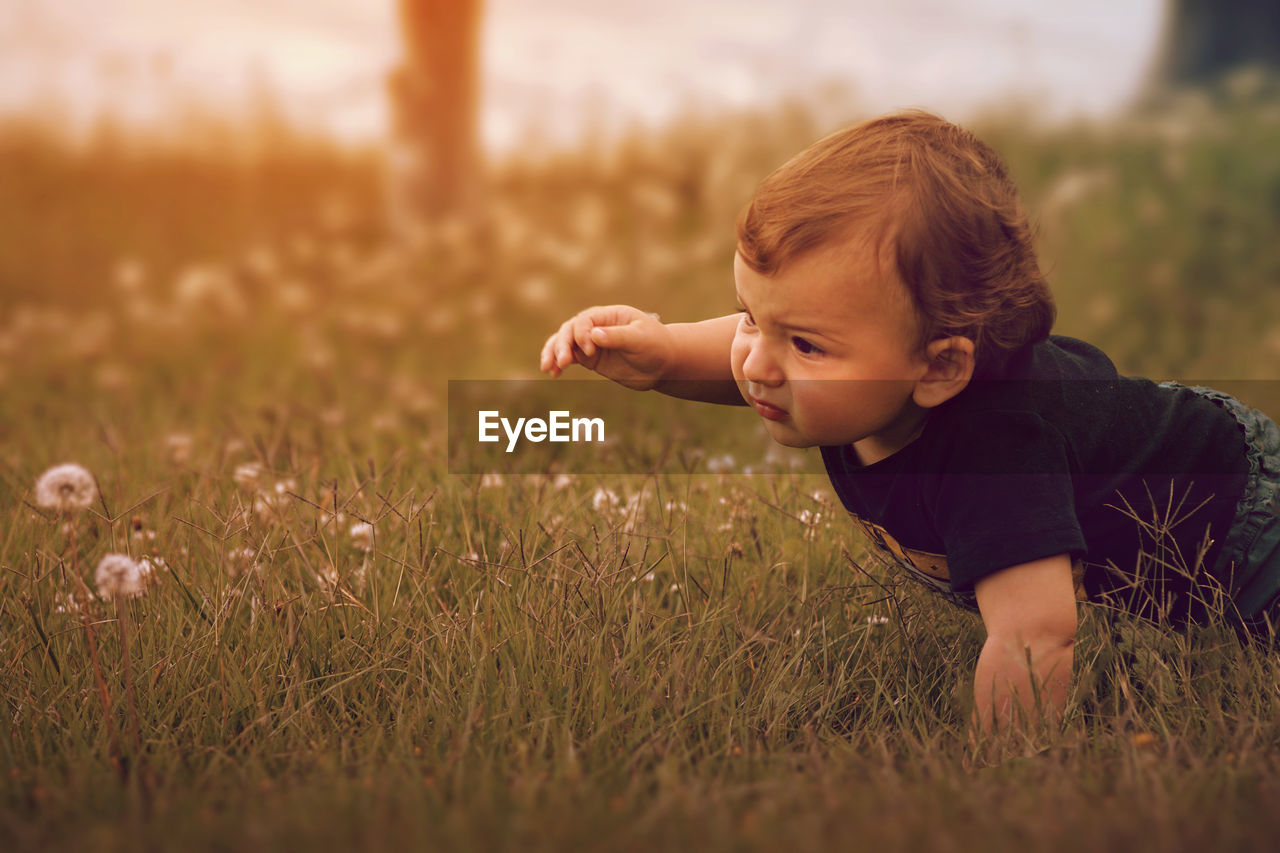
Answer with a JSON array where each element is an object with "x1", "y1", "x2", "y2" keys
[{"x1": 539, "y1": 110, "x2": 1280, "y2": 741}]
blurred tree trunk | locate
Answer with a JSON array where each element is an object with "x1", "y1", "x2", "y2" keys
[
  {"x1": 388, "y1": 0, "x2": 484, "y2": 230},
  {"x1": 1146, "y1": 0, "x2": 1280, "y2": 90}
]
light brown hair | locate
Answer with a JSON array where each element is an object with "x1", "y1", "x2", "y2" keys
[{"x1": 736, "y1": 110, "x2": 1054, "y2": 376}]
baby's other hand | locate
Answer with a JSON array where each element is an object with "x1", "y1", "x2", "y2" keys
[{"x1": 539, "y1": 305, "x2": 673, "y2": 391}]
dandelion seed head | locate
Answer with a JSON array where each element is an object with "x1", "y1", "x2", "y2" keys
[
  {"x1": 591, "y1": 487, "x2": 620, "y2": 512},
  {"x1": 138, "y1": 556, "x2": 166, "y2": 580},
  {"x1": 233, "y1": 463, "x2": 262, "y2": 490},
  {"x1": 95, "y1": 553, "x2": 145, "y2": 600},
  {"x1": 34, "y1": 463, "x2": 98, "y2": 513},
  {"x1": 370, "y1": 411, "x2": 401, "y2": 433},
  {"x1": 54, "y1": 591, "x2": 84, "y2": 615},
  {"x1": 242, "y1": 245, "x2": 280, "y2": 279},
  {"x1": 706, "y1": 454, "x2": 735, "y2": 474},
  {"x1": 93, "y1": 361, "x2": 131, "y2": 390},
  {"x1": 113, "y1": 257, "x2": 147, "y2": 293},
  {"x1": 276, "y1": 280, "x2": 313, "y2": 314},
  {"x1": 316, "y1": 565, "x2": 340, "y2": 592},
  {"x1": 226, "y1": 547, "x2": 261, "y2": 580},
  {"x1": 349, "y1": 522, "x2": 374, "y2": 552},
  {"x1": 165, "y1": 433, "x2": 193, "y2": 466}
]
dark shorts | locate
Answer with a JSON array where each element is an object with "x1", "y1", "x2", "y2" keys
[{"x1": 1165, "y1": 384, "x2": 1280, "y2": 638}]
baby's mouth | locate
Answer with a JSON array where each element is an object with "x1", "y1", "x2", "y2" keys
[{"x1": 748, "y1": 396, "x2": 788, "y2": 422}]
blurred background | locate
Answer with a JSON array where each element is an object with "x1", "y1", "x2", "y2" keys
[{"x1": 3, "y1": 0, "x2": 1280, "y2": 470}]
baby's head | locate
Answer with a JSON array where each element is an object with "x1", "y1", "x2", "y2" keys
[{"x1": 736, "y1": 110, "x2": 1054, "y2": 377}]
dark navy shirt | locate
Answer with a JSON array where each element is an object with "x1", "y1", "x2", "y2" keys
[{"x1": 821, "y1": 335, "x2": 1249, "y2": 625}]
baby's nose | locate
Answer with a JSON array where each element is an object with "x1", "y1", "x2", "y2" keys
[{"x1": 742, "y1": 341, "x2": 784, "y2": 387}]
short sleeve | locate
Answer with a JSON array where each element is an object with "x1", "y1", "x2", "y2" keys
[{"x1": 924, "y1": 410, "x2": 1088, "y2": 591}]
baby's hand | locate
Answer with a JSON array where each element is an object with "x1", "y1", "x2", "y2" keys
[{"x1": 539, "y1": 305, "x2": 674, "y2": 390}]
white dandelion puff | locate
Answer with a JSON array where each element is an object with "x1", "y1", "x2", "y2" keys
[
  {"x1": 165, "y1": 433, "x2": 193, "y2": 466},
  {"x1": 315, "y1": 565, "x2": 340, "y2": 593},
  {"x1": 349, "y1": 522, "x2": 374, "y2": 552},
  {"x1": 112, "y1": 257, "x2": 147, "y2": 293},
  {"x1": 591, "y1": 487, "x2": 620, "y2": 512},
  {"x1": 706, "y1": 454, "x2": 735, "y2": 474},
  {"x1": 138, "y1": 556, "x2": 166, "y2": 581},
  {"x1": 34, "y1": 463, "x2": 98, "y2": 513},
  {"x1": 54, "y1": 591, "x2": 84, "y2": 615},
  {"x1": 225, "y1": 547, "x2": 261, "y2": 580},
  {"x1": 866, "y1": 615, "x2": 889, "y2": 626},
  {"x1": 233, "y1": 463, "x2": 262, "y2": 490},
  {"x1": 95, "y1": 553, "x2": 145, "y2": 600}
]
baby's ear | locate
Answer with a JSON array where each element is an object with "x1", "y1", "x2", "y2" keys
[{"x1": 912, "y1": 336, "x2": 975, "y2": 409}]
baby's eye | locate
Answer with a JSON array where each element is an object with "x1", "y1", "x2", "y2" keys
[
  {"x1": 792, "y1": 336, "x2": 822, "y2": 355},
  {"x1": 737, "y1": 307, "x2": 756, "y2": 327}
]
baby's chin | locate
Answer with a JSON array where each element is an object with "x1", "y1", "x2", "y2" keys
[{"x1": 758, "y1": 420, "x2": 822, "y2": 449}]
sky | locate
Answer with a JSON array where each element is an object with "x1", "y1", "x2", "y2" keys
[{"x1": 0, "y1": 0, "x2": 1167, "y2": 151}]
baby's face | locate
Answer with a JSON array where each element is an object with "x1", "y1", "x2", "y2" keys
[{"x1": 731, "y1": 237, "x2": 931, "y2": 464}]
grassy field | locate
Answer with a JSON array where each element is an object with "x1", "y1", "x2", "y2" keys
[{"x1": 5, "y1": 86, "x2": 1280, "y2": 851}]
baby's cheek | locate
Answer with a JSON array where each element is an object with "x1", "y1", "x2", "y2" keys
[{"x1": 728, "y1": 337, "x2": 748, "y2": 380}]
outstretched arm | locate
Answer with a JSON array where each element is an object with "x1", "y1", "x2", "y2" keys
[
  {"x1": 971, "y1": 553, "x2": 1078, "y2": 756},
  {"x1": 540, "y1": 306, "x2": 744, "y2": 405}
]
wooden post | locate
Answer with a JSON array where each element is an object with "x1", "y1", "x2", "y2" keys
[{"x1": 388, "y1": 0, "x2": 485, "y2": 230}]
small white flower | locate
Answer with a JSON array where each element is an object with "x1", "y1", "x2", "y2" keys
[
  {"x1": 95, "y1": 553, "x2": 145, "y2": 600},
  {"x1": 319, "y1": 510, "x2": 347, "y2": 531},
  {"x1": 165, "y1": 433, "x2": 193, "y2": 466},
  {"x1": 54, "y1": 591, "x2": 84, "y2": 614},
  {"x1": 865, "y1": 615, "x2": 889, "y2": 626},
  {"x1": 34, "y1": 464, "x2": 98, "y2": 513},
  {"x1": 480, "y1": 473, "x2": 505, "y2": 489},
  {"x1": 349, "y1": 522, "x2": 374, "y2": 552},
  {"x1": 225, "y1": 547, "x2": 260, "y2": 580},
  {"x1": 138, "y1": 556, "x2": 166, "y2": 580},
  {"x1": 591, "y1": 487, "x2": 620, "y2": 512},
  {"x1": 706, "y1": 454, "x2": 735, "y2": 474},
  {"x1": 233, "y1": 463, "x2": 262, "y2": 490},
  {"x1": 315, "y1": 565, "x2": 339, "y2": 592}
]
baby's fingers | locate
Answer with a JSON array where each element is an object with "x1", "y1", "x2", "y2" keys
[
  {"x1": 541, "y1": 320, "x2": 577, "y2": 374},
  {"x1": 539, "y1": 333, "x2": 560, "y2": 375},
  {"x1": 570, "y1": 313, "x2": 600, "y2": 359}
]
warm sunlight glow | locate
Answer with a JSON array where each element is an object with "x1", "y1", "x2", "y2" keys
[{"x1": 1, "y1": 0, "x2": 1164, "y2": 150}]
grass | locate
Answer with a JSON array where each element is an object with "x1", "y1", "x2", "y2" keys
[{"x1": 5, "y1": 86, "x2": 1280, "y2": 851}]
